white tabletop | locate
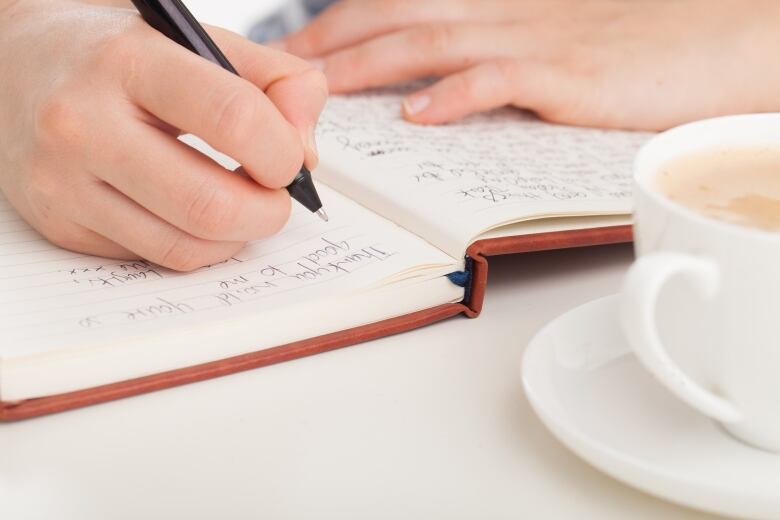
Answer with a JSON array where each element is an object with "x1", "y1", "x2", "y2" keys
[
  {"x1": 0, "y1": 2, "x2": 727, "y2": 519},
  {"x1": 0, "y1": 245, "x2": 725, "y2": 520}
]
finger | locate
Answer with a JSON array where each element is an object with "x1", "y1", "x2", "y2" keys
[
  {"x1": 318, "y1": 23, "x2": 517, "y2": 93},
  {"x1": 263, "y1": 67, "x2": 327, "y2": 170},
  {"x1": 401, "y1": 59, "x2": 565, "y2": 124},
  {"x1": 43, "y1": 221, "x2": 137, "y2": 261},
  {"x1": 279, "y1": 0, "x2": 512, "y2": 58},
  {"x1": 73, "y1": 180, "x2": 245, "y2": 272},
  {"x1": 94, "y1": 122, "x2": 291, "y2": 242},
  {"x1": 123, "y1": 24, "x2": 304, "y2": 189},
  {"x1": 208, "y1": 26, "x2": 328, "y2": 169}
]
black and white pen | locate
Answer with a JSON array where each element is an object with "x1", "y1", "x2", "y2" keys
[{"x1": 130, "y1": 0, "x2": 328, "y2": 222}]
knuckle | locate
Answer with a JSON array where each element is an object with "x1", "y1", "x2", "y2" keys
[
  {"x1": 94, "y1": 29, "x2": 142, "y2": 90},
  {"x1": 274, "y1": 62, "x2": 329, "y2": 98},
  {"x1": 95, "y1": 29, "x2": 134, "y2": 68},
  {"x1": 453, "y1": 74, "x2": 475, "y2": 99},
  {"x1": 413, "y1": 25, "x2": 453, "y2": 55},
  {"x1": 450, "y1": 60, "x2": 518, "y2": 101},
  {"x1": 300, "y1": 67, "x2": 329, "y2": 98},
  {"x1": 451, "y1": 72, "x2": 480, "y2": 100},
  {"x1": 211, "y1": 85, "x2": 260, "y2": 147},
  {"x1": 35, "y1": 92, "x2": 88, "y2": 149},
  {"x1": 157, "y1": 231, "x2": 203, "y2": 272},
  {"x1": 184, "y1": 179, "x2": 241, "y2": 238}
]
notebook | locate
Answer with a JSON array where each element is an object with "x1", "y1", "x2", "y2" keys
[{"x1": 0, "y1": 86, "x2": 650, "y2": 419}]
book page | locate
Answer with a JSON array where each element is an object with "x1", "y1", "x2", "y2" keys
[
  {"x1": 0, "y1": 183, "x2": 458, "y2": 357},
  {"x1": 315, "y1": 86, "x2": 652, "y2": 258}
]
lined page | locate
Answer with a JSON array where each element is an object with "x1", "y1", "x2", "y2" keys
[
  {"x1": 315, "y1": 86, "x2": 652, "y2": 257},
  {"x1": 0, "y1": 183, "x2": 457, "y2": 357}
]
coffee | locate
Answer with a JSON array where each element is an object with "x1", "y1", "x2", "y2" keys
[{"x1": 658, "y1": 147, "x2": 780, "y2": 232}]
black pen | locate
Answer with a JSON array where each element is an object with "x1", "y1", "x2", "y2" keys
[{"x1": 130, "y1": 0, "x2": 328, "y2": 222}]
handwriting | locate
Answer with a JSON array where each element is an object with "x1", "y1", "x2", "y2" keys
[
  {"x1": 0, "y1": 151, "x2": 458, "y2": 352},
  {"x1": 317, "y1": 85, "x2": 650, "y2": 214},
  {"x1": 72, "y1": 237, "x2": 396, "y2": 329},
  {"x1": 63, "y1": 260, "x2": 164, "y2": 288}
]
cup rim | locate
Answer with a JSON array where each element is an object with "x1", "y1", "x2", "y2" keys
[{"x1": 634, "y1": 113, "x2": 780, "y2": 242}]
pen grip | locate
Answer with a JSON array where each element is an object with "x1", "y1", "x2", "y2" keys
[
  {"x1": 130, "y1": 0, "x2": 326, "y2": 217},
  {"x1": 130, "y1": 0, "x2": 238, "y2": 74}
]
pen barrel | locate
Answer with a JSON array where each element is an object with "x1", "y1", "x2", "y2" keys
[
  {"x1": 130, "y1": 0, "x2": 238, "y2": 74},
  {"x1": 130, "y1": 0, "x2": 325, "y2": 216}
]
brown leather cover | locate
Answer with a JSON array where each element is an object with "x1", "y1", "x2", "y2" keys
[
  {"x1": 464, "y1": 224, "x2": 633, "y2": 317},
  {"x1": 0, "y1": 225, "x2": 632, "y2": 421}
]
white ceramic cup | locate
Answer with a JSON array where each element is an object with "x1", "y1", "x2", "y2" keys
[{"x1": 620, "y1": 114, "x2": 780, "y2": 452}]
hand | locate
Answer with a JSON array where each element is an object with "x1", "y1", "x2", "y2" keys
[
  {"x1": 276, "y1": 0, "x2": 780, "y2": 130},
  {"x1": 0, "y1": 0, "x2": 327, "y2": 271}
]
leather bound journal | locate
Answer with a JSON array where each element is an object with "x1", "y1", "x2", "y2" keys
[{"x1": 0, "y1": 88, "x2": 649, "y2": 420}]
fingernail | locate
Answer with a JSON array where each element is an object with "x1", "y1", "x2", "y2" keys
[
  {"x1": 307, "y1": 125, "x2": 319, "y2": 165},
  {"x1": 308, "y1": 58, "x2": 324, "y2": 71},
  {"x1": 265, "y1": 39, "x2": 287, "y2": 51},
  {"x1": 403, "y1": 94, "x2": 431, "y2": 116}
]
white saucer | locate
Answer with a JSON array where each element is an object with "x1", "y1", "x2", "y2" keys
[{"x1": 522, "y1": 295, "x2": 780, "y2": 520}]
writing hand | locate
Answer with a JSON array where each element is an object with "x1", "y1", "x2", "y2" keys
[
  {"x1": 275, "y1": 0, "x2": 780, "y2": 130},
  {"x1": 0, "y1": 0, "x2": 327, "y2": 271}
]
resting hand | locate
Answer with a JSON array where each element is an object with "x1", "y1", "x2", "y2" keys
[
  {"x1": 0, "y1": 0, "x2": 327, "y2": 270},
  {"x1": 277, "y1": 0, "x2": 780, "y2": 130}
]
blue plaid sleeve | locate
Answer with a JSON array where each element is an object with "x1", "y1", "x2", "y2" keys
[{"x1": 248, "y1": 0, "x2": 337, "y2": 42}]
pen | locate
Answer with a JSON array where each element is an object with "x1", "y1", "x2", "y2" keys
[{"x1": 129, "y1": 0, "x2": 329, "y2": 222}]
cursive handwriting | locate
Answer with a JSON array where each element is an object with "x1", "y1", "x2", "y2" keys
[{"x1": 317, "y1": 85, "x2": 650, "y2": 211}]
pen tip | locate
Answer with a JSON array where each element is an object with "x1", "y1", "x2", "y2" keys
[{"x1": 316, "y1": 209, "x2": 329, "y2": 222}]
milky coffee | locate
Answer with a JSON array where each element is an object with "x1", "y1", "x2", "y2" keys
[{"x1": 658, "y1": 147, "x2": 780, "y2": 232}]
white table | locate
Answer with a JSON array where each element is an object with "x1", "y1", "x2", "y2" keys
[
  {"x1": 0, "y1": 245, "x2": 726, "y2": 520},
  {"x1": 0, "y1": 2, "x2": 728, "y2": 519}
]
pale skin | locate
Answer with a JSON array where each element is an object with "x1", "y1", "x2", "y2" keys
[
  {"x1": 275, "y1": 0, "x2": 780, "y2": 130},
  {"x1": 0, "y1": 0, "x2": 327, "y2": 271}
]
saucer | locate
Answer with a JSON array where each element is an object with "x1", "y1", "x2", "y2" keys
[{"x1": 522, "y1": 295, "x2": 780, "y2": 520}]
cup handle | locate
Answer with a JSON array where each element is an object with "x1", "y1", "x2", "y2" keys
[{"x1": 620, "y1": 252, "x2": 742, "y2": 423}]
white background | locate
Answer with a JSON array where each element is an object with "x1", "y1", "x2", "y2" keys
[{"x1": 0, "y1": 2, "x2": 726, "y2": 519}]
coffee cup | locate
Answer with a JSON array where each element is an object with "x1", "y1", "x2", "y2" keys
[{"x1": 620, "y1": 113, "x2": 780, "y2": 452}]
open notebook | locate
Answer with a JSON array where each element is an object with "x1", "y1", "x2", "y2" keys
[{"x1": 0, "y1": 87, "x2": 650, "y2": 419}]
